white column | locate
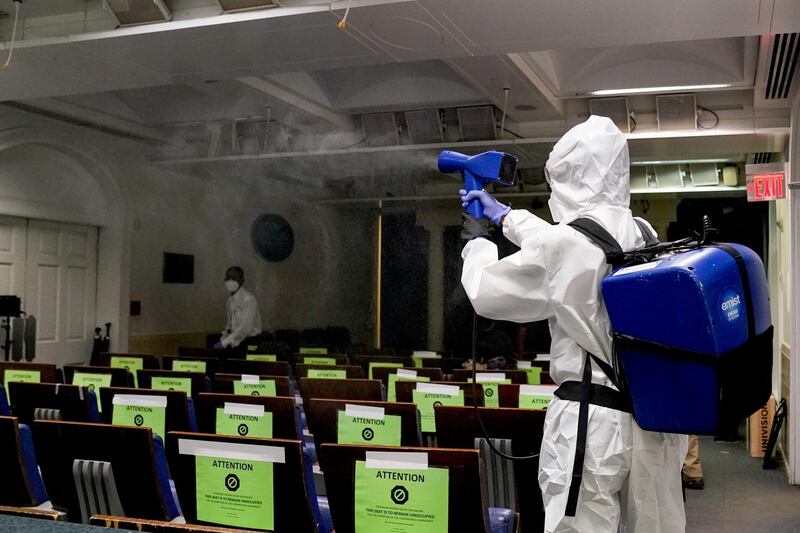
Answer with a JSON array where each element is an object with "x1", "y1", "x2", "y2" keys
[{"x1": 788, "y1": 93, "x2": 800, "y2": 484}]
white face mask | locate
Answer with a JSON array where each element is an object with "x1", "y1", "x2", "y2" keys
[{"x1": 225, "y1": 280, "x2": 240, "y2": 293}]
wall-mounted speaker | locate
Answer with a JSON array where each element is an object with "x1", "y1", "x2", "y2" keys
[
  {"x1": 657, "y1": 94, "x2": 697, "y2": 131},
  {"x1": 589, "y1": 97, "x2": 631, "y2": 133}
]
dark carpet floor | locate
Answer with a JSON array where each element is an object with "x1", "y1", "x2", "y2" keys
[
  {"x1": 685, "y1": 436, "x2": 800, "y2": 533},
  {"x1": 0, "y1": 515, "x2": 110, "y2": 531}
]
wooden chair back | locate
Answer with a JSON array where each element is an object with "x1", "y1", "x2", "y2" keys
[
  {"x1": 497, "y1": 384, "x2": 557, "y2": 408},
  {"x1": 369, "y1": 366, "x2": 443, "y2": 386},
  {"x1": 451, "y1": 369, "x2": 529, "y2": 384},
  {"x1": 319, "y1": 444, "x2": 491, "y2": 533},
  {"x1": 306, "y1": 398, "x2": 421, "y2": 457},
  {"x1": 166, "y1": 432, "x2": 316, "y2": 533},
  {"x1": 137, "y1": 370, "x2": 210, "y2": 398},
  {"x1": 420, "y1": 358, "x2": 470, "y2": 373},
  {"x1": 0, "y1": 362, "x2": 59, "y2": 384},
  {"x1": 212, "y1": 374, "x2": 292, "y2": 397},
  {"x1": 63, "y1": 366, "x2": 133, "y2": 388},
  {"x1": 33, "y1": 420, "x2": 173, "y2": 522},
  {"x1": 177, "y1": 347, "x2": 220, "y2": 360},
  {"x1": 292, "y1": 354, "x2": 350, "y2": 367},
  {"x1": 394, "y1": 381, "x2": 485, "y2": 406},
  {"x1": 295, "y1": 364, "x2": 364, "y2": 379},
  {"x1": 161, "y1": 356, "x2": 220, "y2": 377},
  {"x1": 99, "y1": 387, "x2": 194, "y2": 433},
  {"x1": 299, "y1": 378, "x2": 382, "y2": 402},
  {"x1": 350, "y1": 355, "x2": 412, "y2": 375},
  {"x1": 8, "y1": 383, "x2": 98, "y2": 425},
  {"x1": 222, "y1": 359, "x2": 291, "y2": 377},
  {"x1": 93, "y1": 353, "x2": 161, "y2": 370},
  {"x1": 434, "y1": 405, "x2": 547, "y2": 533},
  {"x1": 195, "y1": 393, "x2": 299, "y2": 440}
]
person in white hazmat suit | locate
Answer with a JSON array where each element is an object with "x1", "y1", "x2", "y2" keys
[{"x1": 460, "y1": 115, "x2": 687, "y2": 532}]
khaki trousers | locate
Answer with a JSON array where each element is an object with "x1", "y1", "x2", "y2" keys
[{"x1": 682, "y1": 434, "x2": 703, "y2": 480}]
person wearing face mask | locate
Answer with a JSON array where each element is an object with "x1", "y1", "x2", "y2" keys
[
  {"x1": 213, "y1": 266, "x2": 263, "y2": 352},
  {"x1": 460, "y1": 116, "x2": 686, "y2": 532}
]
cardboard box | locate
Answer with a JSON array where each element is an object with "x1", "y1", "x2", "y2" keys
[{"x1": 747, "y1": 395, "x2": 776, "y2": 458}]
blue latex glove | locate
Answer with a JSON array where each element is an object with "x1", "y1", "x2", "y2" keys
[
  {"x1": 213, "y1": 341, "x2": 224, "y2": 349},
  {"x1": 459, "y1": 189, "x2": 511, "y2": 226}
]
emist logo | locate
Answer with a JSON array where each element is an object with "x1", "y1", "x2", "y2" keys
[{"x1": 720, "y1": 290, "x2": 742, "y2": 324}]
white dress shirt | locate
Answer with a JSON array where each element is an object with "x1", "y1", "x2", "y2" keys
[{"x1": 221, "y1": 286, "x2": 262, "y2": 348}]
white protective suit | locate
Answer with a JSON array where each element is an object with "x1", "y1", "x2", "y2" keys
[{"x1": 461, "y1": 115, "x2": 687, "y2": 533}]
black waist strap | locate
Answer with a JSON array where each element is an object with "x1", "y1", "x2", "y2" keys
[
  {"x1": 560, "y1": 353, "x2": 632, "y2": 518},
  {"x1": 554, "y1": 382, "x2": 632, "y2": 412}
]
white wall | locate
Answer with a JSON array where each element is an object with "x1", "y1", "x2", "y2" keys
[
  {"x1": 127, "y1": 165, "x2": 376, "y2": 346},
  {"x1": 0, "y1": 106, "x2": 376, "y2": 360}
]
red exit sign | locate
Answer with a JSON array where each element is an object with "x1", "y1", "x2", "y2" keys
[
  {"x1": 745, "y1": 163, "x2": 788, "y2": 203},
  {"x1": 747, "y1": 173, "x2": 785, "y2": 201}
]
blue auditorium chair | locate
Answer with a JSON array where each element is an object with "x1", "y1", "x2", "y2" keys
[
  {"x1": 0, "y1": 416, "x2": 49, "y2": 508},
  {"x1": 0, "y1": 384, "x2": 11, "y2": 416},
  {"x1": 33, "y1": 420, "x2": 181, "y2": 523}
]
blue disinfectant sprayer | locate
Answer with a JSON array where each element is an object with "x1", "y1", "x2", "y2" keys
[{"x1": 437, "y1": 150, "x2": 519, "y2": 218}]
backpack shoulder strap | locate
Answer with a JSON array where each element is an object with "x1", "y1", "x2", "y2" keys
[
  {"x1": 567, "y1": 218, "x2": 624, "y2": 267},
  {"x1": 634, "y1": 217, "x2": 659, "y2": 247}
]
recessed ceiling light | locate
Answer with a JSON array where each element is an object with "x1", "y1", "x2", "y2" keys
[{"x1": 590, "y1": 84, "x2": 731, "y2": 96}]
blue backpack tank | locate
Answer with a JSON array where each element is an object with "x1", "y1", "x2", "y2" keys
[{"x1": 571, "y1": 218, "x2": 773, "y2": 435}]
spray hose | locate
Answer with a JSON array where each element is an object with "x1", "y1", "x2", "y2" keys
[{"x1": 471, "y1": 313, "x2": 539, "y2": 462}]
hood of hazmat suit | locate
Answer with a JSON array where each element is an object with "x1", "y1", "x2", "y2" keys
[
  {"x1": 460, "y1": 116, "x2": 687, "y2": 533},
  {"x1": 546, "y1": 115, "x2": 643, "y2": 248}
]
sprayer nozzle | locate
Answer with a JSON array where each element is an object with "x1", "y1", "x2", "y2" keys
[{"x1": 437, "y1": 149, "x2": 518, "y2": 186}]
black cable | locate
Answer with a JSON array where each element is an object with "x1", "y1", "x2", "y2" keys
[
  {"x1": 629, "y1": 115, "x2": 637, "y2": 133},
  {"x1": 471, "y1": 313, "x2": 539, "y2": 461},
  {"x1": 696, "y1": 106, "x2": 720, "y2": 129}
]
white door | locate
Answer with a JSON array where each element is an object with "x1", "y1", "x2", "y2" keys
[
  {"x1": 25, "y1": 220, "x2": 98, "y2": 365},
  {"x1": 0, "y1": 215, "x2": 28, "y2": 297}
]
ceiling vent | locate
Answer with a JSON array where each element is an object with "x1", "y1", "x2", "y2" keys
[
  {"x1": 457, "y1": 106, "x2": 497, "y2": 142},
  {"x1": 216, "y1": 0, "x2": 278, "y2": 13},
  {"x1": 105, "y1": 0, "x2": 172, "y2": 26},
  {"x1": 765, "y1": 33, "x2": 800, "y2": 100},
  {"x1": 405, "y1": 109, "x2": 443, "y2": 145},
  {"x1": 657, "y1": 94, "x2": 697, "y2": 131},
  {"x1": 589, "y1": 97, "x2": 630, "y2": 133},
  {"x1": 751, "y1": 152, "x2": 774, "y2": 165},
  {"x1": 362, "y1": 113, "x2": 399, "y2": 147}
]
